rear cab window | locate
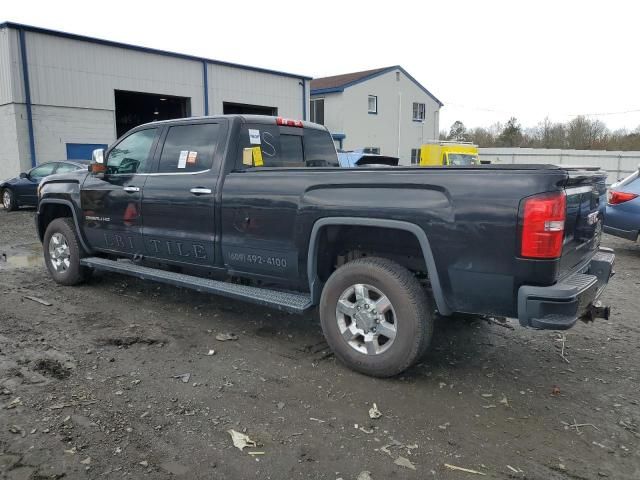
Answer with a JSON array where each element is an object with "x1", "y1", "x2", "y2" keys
[{"x1": 237, "y1": 122, "x2": 338, "y2": 168}]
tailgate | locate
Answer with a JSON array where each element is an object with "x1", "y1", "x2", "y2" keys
[{"x1": 559, "y1": 167, "x2": 607, "y2": 278}]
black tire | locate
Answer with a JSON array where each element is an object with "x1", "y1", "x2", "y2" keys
[
  {"x1": 2, "y1": 188, "x2": 17, "y2": 211},
  {"x1": 319, "y1": 257, "x2": 434, "y2": 377},
  {"x1": 43, "y1": 217, "x2": 90, "y2": 285}
]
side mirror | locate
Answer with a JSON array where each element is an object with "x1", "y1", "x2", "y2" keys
[
  {"x1": 90, "y1": 148, "x2": 107, "y2": 175},
  {"x1": 92, "y1": 148, "x2": 105, "y2": 164},
  {"x1": 19, "y1": 172, "x2": 28, "y2": 179}
]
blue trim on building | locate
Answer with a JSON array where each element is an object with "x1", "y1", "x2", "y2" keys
[
  {"x1": 202, "y1": 61, "x2": 209, "y2": 116},
  {"x1": 309, "y1": 86, "x2": 344, "y2": 95},
  {"x1": 331, "y1": 133, "x2": 346, "y2": 149},
  {"x1": 0, "y1": 22, "x2": 312, "y2": 81},
  {"x1": 331, "y1": 133, "x2": 346, "y2": 140},
  {"x1": 18, "y1": 29, "x2": 36, "y2": 168},
  {"x1": 66, "y1": 143, "x2": 108, "y2": 160},
  {"x1": 310, "y1": 65, "x2": 443, "y2": 107}
]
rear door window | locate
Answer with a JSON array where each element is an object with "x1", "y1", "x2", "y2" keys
[{"x1": 158, "y1": 123, "x2": 220, "y2": 173}]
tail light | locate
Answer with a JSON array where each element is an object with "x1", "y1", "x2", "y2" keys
[
  {"x1": 607, "y1": 190, "x2": 638, "y2": 205},
  {"x1": 276, "y1": 117, "x2": 303, "y2": 127},
  {"x1": 520, "y1": 191, "x2": 566, "y2": 259}
]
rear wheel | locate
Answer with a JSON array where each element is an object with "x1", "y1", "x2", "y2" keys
[
  {"x1": 319, "y1": 257, "x2": 434, "y2": 377},
  {"x1": 2, "y1": 189, "x2": 17, "y2": 211},
  {"x1": 43, "y1": 218, "x2": 90, "y2": 285}
]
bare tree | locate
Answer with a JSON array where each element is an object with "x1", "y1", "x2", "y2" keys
[
  {"x1": 534, "y1": 117, "x2": 566, "y2": 148},
  {"x1": 566, "y1": 116, "x2": 606, "y2": 149}
]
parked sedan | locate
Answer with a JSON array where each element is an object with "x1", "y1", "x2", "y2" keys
[
  {"x1": 604, "y1": 166, "x2": 640, "y2": 242},
  {"x1": 1, "y1": 161, "x2": 88, "y2": 211}
]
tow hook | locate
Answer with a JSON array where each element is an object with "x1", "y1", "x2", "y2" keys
[{"x1": 580, "y1": 301, "x2": 610, "y2": 323}]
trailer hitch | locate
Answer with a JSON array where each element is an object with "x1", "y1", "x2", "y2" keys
[{"x1": 580, "y1": 301, "x2": 610, "y2": 323}]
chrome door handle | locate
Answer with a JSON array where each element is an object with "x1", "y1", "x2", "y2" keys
[
  {"x1": 123, "y1": 186, "x2": 140, "y2": 193},
  {"x1": 190, "y1": 188, "x2": 212, "y2": 195}
]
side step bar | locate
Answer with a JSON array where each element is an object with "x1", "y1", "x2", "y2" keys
[{"x1": 80, "y1": 257, "x2": 313, "y2": 314}]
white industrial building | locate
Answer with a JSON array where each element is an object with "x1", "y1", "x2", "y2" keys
[
  {"x1": 0, "y1": 22, "x2": 311, "y2": 179},
  {"x1": 310, "y1": 66, "x2": 442, "y2": 165}
]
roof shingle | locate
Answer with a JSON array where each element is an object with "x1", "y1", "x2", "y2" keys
[
  {"x1": 310, "y1": 67, "x2": 390, "y2": 91},
  {"x1": 310, "y1": 65, "x2": 443, "y2": 106}
]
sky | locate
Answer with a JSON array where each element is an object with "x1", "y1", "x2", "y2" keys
[{"x1": 3, "y1": 0, "x2": 639, "y2": 133}]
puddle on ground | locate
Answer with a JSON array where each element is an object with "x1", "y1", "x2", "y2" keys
[{"x1": 0, "y1": 243, "x2": 43, "y2": 269}]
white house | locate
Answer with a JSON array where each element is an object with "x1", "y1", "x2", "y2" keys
[{"x1": 310, "y1": 66, "x2": 442, "y2": 165}]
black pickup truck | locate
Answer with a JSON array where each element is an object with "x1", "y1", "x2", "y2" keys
[{"x1": 36, "y1": 115, "x2": 614, "y2": 377}]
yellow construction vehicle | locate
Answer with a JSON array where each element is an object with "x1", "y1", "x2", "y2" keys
[{"x1": 419, "y1": 141, "x2": 479, "y2": 166}]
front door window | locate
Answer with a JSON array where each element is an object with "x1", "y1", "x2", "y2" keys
[{"x1": 106, "y1": 129, "x2": 157, "y2": 175}]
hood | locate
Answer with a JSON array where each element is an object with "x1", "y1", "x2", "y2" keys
[
  {"x1": 0, "y1": 176, "x2": 20, "y2": 186},
  {"x1": 41, "y1": 170, "x2": 90, "y2": 183}
]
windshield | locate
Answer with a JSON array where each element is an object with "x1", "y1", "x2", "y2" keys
[{"x1": 447, "y1": 154, "x2": 478, "y2": 166}]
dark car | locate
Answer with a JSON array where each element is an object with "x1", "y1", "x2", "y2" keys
[
  {"x1": 604, "y1": 166, "x2": 640, "y2": 242},
  {"x1": 1, "y1": 161, "x2": 88, "y2": 211}
]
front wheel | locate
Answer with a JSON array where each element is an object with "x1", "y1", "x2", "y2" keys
[
  {"x1": 2, "y1": 189, "x2": 17, "y2": 211},
  {"x1": 43, "y1": 217, "x2": 90, "y2": 285},
  {"x1": 319, "y1": 257, "x2": 434, "y2": 377}
]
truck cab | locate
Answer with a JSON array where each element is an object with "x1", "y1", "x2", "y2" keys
[{"x1": 419, "y1": 141, "x2": 479, "y2": 166}]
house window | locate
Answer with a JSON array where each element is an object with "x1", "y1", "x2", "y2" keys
[
  {"x1": 411, "y1": 148, "x2": 421, "y2": 165},
  {"x1": 412, "y1": 102, "x2": 425, "y2": 121},
  {"x1": 368, "y1": 95, "x2": 377, "y2": 114},
  {"x1": 310, "y1": 98, "x2": 324, "y2": 125},
  {"x1": 364, "y1": 147, "x2": 380, "y2": 154}
]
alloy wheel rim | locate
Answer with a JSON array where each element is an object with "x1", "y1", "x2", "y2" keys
[
  {"x1": 2, "y1": 191, "x2": 10, "y2": 209},
  {"x1": 48, "y1": 233, "x2": 71, "y2": 272},
  {"x1": 336, "y1": 283, "x2": 397, "y2": 355}
]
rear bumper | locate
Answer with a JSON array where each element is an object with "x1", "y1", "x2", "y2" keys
[
  {"x1": 517, "y1": 248, "x2": 615, "y2": 330},
  {"x1": 603, "y1": 224, "x2": 638, "y2": 241}
]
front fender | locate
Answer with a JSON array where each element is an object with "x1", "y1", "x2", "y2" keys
[{"x1": 37, "y1": 185, "x2": 92, "y2": 254}]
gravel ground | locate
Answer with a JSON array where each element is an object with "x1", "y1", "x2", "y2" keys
[{"x1": 0, "y1": 208, "x2": 638, "y2": 480}]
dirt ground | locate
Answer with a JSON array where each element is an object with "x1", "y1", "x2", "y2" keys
[{"x1": 0, "y1": 208, "x2": 638, "y2": 480}]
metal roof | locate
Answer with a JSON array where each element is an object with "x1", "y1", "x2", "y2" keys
[
  {"x1": 0, "y1": 21, "x2": 312, "y2": 80},
  {"x1": 310, "y1": 65, "x2": 443, "y2": 106}
]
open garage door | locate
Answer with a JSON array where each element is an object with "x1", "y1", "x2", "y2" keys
[
  {"x1": 115, "y1": 90, "x2": 190, "y2": 138},
  {"x1": 223, "y1": 102, "x2": 277, "y2": 116}
]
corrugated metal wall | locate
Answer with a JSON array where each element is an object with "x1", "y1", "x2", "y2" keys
[
  {"x1": 0, "y1": 28, "x2": 18, "y2": 104},
  {"x1": 208, "y1": 63, "x2": 304, "y2": 118},
  {"x1": 0, "y1": 25, "x2": 307, "y2": 174},
  {"x1": 480, "y1": 147, "x2": 640, "y2": 184},
  {"x1": 25, "y1": 32, "x2": 205, "y2": 112}
]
